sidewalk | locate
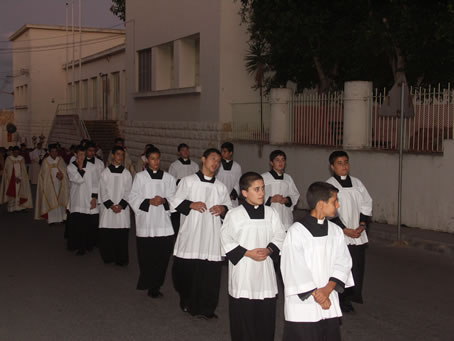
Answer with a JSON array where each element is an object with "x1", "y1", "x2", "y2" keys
[{"x1": 294, "y1": 209, "x2": 454, "y2": 257}]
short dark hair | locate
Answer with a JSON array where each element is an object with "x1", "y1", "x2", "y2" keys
[
  {"x1": 178, "y1": 143, "x2": 189, "y2": 152},
  {"x1": 74, "y1": 145, "x2": 86, "y2": 153},
  {"x1": 269, "y1": 149, "x2": 286, "y2": 161},
  {"x1": 145, "y1": 146, "x2": 161, "y2": 158},
  {"x1": 111, "y1": 146, "x2": 124, "y2": 155},
  {"x1": 239, "y1": 172, "x2": 263, "y2": 193},
  {"x1": 145, "y1": 144, "x2": 154, "y2": 149},
  {"x1": 329, "y1": 150, "x2": 349, "y2": 165},
  {"x1": 202, "y1": 148, "x2": 221, "y2": 158},
  {"x1": 221, "y1": 142, "x2": 234, "y2": 153},
  {"x1": 12, "y1": 146, "x2": 20, "y2": 151},
  {"x1": 86, "y1": 141, "x2": 97, "y2": 149},
  {"x1": 306, "y1": 182, "x2": 339, "y2": 210},
  {"x1": 48, "y1": 143, "x2": 58, "y2": 151}
]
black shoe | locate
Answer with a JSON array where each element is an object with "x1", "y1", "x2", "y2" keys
[
  {"x1": 115, "y1": 261, "x2": 128, "y2": 267},
  {"x1": 147, "y1": 290, "x2": 163, "y2": 298},
  {"x1": 76, "y1": 250, "x2": 86, "y2": 256}
]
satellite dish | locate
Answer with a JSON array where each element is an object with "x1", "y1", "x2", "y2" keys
[{"x1": 379, "y1": 75, "x2": 414, "y2": 118}]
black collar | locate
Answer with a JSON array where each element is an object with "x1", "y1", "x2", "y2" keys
[
  {"x1": 269, "y1": 169, "x2": 284, "y2": 180},
  {"x1": 196, "y1": 170, "x2": 215, "y2": 183},
  {"x1": 85, "y1": 157, "x2": 95, "y2": 164},
  {"x1": 178, "y1": 158, "x2": 191, "y2": 165},
  {"x1": 300, "y1": 214, "x2": 328, "y2": 237},
  {"x1": 242, "y1": 201, "x2": 264, "y2": 219},
  {"x1": 221, "y1": 159, "x2": 233, "y2": 171},
  {"x1": 333, "y1": 174, "x2": 352, "y2": 188},
  {"x1": 72, "y1": 159, "x2": 87, "y2": 169},
  {"x1": 108, "y1": 164, "x2": 125, "y2": 174},
  {"x1": 146, "y1": 167, "x2": 164, "y2": 179}
]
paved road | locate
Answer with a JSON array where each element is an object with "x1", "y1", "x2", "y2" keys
[{"x1": 1, "y1": 205, "x2": 453, "y2": 341}]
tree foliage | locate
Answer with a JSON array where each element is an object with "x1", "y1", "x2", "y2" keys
[
  {"x1": 239, "y1": 0, "x2": 454, "y2": 92},
  {"x1": 110, "y1": 0, "x2": 125, "y2": 22}
]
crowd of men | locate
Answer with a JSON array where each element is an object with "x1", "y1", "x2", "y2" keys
[{"x1": 0, "y1": 137, "x2": 372, "y2": 341}]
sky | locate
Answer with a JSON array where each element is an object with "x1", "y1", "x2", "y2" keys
[{"x1": 0, "y1": 0, "x2": 122, "y2": 109}]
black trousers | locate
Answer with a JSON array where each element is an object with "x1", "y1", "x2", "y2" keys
[
  {"x1": 67, "y1": 212, "x2": 90, "y2": 252},
  {"x1": 170, "y1": 212, "x2": 181, "y2": 236},
  {"x1": 173, "y1": 257, "x2": 222, "y2": 316},
  {"x1": 229, "y1": 296, "x2": 276, "y2": 341},
  {"x1": 87, "y1": 213, "x2": 99, "y2": 249},
  {"x1": 340, "y1": 243, "x2": 366, "y2": 304},
  {"x1": 99, "y1": 228, "x2": 129, "y2": 265},
  {"x1": 283, "y1": 318, "x2": 341, "y2": 341},
  {"x1": 136, "y1": 236, "x2": 174, "y2": 291}
]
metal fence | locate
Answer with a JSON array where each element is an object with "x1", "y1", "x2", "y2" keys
[
  {"x1": 291, "y1": 91, "x2": 344, "y2": 146},
  {"x1": 232, "y1": 102, "x2": 270, "y2": 143},
  {"x1": 370, "y1": 85, "x2": 454, "y2": 153}
]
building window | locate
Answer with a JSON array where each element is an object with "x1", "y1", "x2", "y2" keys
[
  {"x1": 138, "y1": 48, "x2": 151, "y2": 92},
  {"x1": 74, "y1": 81, "x2": 80, "y2": 107},
  {"x1": 177, "y1": 34, "x2": 200, "y2": 88},
  {"x1": 155, "y1": 42, "x2": 174, "y2": 90},
  {"x1": 112, "y1": 72, "x2": 120, "y2": 106},
  {"x1": 82, "y1": 80, "x2": 88, "y2": 109},
  {"x1": 91, "y1": 77, "x2": 97, "y2": 108}
]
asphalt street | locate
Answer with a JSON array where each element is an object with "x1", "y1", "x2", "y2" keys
[{"x1": 1, "y1": 204, "x2": 453, "y2": 341}]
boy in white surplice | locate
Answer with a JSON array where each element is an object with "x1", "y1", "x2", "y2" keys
[
  {"x1": 281, "y1": 182, "x2": 353, "y2": 341},
  {"x1": 326, "y1": 150, "x2": 373, "y2": 313},
  {"x1": 128, "y1": 146, "x2": 176, "y2": 298},
  {"x1": 99, "y1": 146, "x2": 132, "y2": 266},
  {"x1": 221, "y1": 172, "x2": 286, "y2": 341},
  {"x1": 169, "y1": 148, "x2": 232, "y2": 319}
]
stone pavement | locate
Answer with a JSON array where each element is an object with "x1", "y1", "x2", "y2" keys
[{"x1": 1, "y1": 205, "x2": 453, "y2": 340}]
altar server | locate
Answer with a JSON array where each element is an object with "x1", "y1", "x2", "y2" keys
[
  {"x1": 34, "y1": 144, "x2": 68, "y2": 223},
  {"x1": 221, "y1": 172, "x2": 286, "y2": 341},
  {"x1": 261, "y1": 150, "x2": 300, "y2": 231},
  {"x1": 85, "y1": 141, "x2": 104, "y2": 248},
  {"x1": 168, "y1": 143, "x2": 199, "y2": 235},
  {"x1": 216, "y1": 142, "x2": 242, "y2": 207},
  {"x1": 128, "y1": 146, "x2": 176, "y2": 298},
  {"x1": 281, "y1": 182, "x2": 353, "y2": 341},
  {"x1": 326, "y1": 150, "x2": 373, "y2": 313},
  {"x1": 66, "y1": 145, "x2": 99, "y2": 255},
  {"x1": 0, "y1": 146, "x2": 33, "y2": 212},
  {"x1": 169, "y1": 148, "x2": 232, "y2": 319},
  {"x1": 98, "y1": 146, "x2": 132, "y2": 266}
]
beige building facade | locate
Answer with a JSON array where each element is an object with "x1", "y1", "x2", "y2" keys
[{"x1": 9, "y1": 24, "x2": 125, "y2": 146}]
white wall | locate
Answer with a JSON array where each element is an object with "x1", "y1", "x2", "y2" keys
[{"x1": 234, "y1": 141, "x2": 454, "y2": 233}]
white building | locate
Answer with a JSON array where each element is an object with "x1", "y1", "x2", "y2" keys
[
  {"x1": 122, "y1": 0, "x2": 261, "y2": 165},
  {"x1": 9, "y1": 24, "x2": 125, "y2": 146}
]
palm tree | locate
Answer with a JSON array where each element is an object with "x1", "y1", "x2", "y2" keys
[{"x1": 245, "y1": 39, "x2": 269, "y2": 134}]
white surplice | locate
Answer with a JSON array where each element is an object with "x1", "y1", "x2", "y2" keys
[
  {"x1": 221, "y1": 204, "x2": 286, "y2": 299},
  {"x1": 99, "y1": 165, "x2": 132, "y2": 229},
  {"x1": 128, "y1": 169, "x2": 176, "y2": 237},
  {"x1": 261, "y1": 171, "x2": 300, "y2": 230},
  {"x1": 169, "y1": 172, "x2": 232, "y2": 261},
  {"x1": 326, "y1": 176, "x2": 373, "y2": 245}
]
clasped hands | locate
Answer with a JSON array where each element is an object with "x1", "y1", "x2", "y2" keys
[
  {"x1": 190, "y1": 202, "x2": 225, "y2": 216},
  {"x1": 149, "y1": 196, "x2": 166, "y2": 206},
  {"x1": 312, "y1": 286, "x2": 332, "y2": 310},
  {"x1": 270, "y1": 194, "x2": 288, "y2": 205},
  {"x1": 343, "y1": 225, "x2": 365, "y2": 239}
]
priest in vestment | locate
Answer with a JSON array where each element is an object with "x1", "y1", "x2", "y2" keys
[
  {"x1": 0, "y1": 146, "x2": 33, "y2": 212},
  {"x1": 34, "y1": 144, "x2": 69, "y2": 224}
]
